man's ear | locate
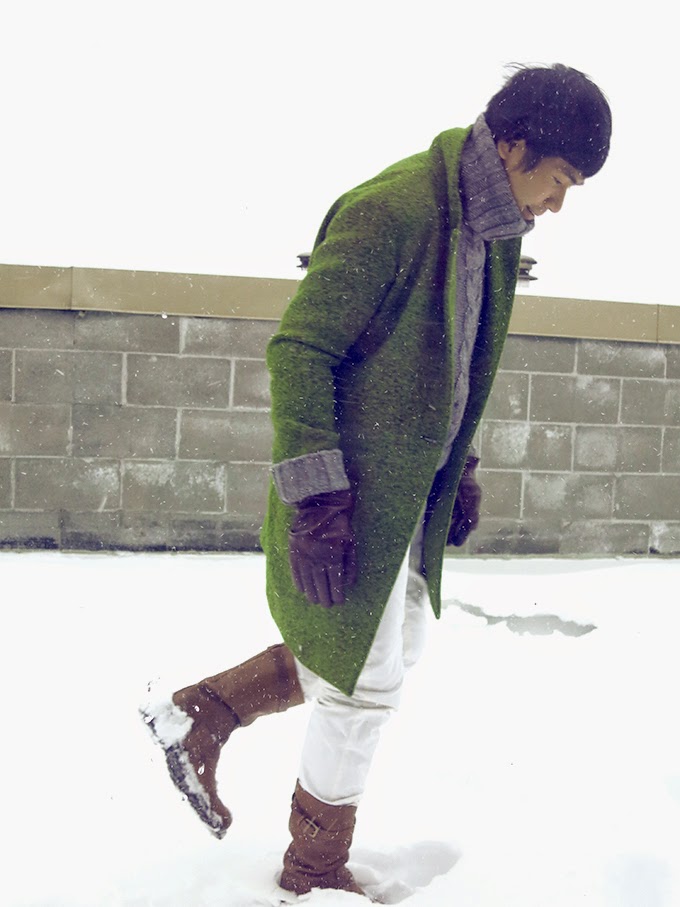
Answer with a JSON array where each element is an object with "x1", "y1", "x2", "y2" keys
[{"x1": 497, "y1": 138, "x2": 528, "y2": 170}]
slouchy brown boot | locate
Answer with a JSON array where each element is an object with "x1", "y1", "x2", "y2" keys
[
  {"x1": 279, "y1": 781, "x2": 365, "y2": 896},
  {"x1": 141, "y1": 644, "x2": 304, "y2": 839}
]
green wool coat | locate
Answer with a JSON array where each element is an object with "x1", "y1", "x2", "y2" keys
[{"x1": 261, "y1": 126, "x2": 522, "y2": 696}]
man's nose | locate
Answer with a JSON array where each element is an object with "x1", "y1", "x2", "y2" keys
[{"x1": 547, "y1": 186, "x2": 567, "y2": 214}]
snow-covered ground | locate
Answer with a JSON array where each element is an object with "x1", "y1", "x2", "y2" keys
[{"x1": 3, "y1": 550, "x2": 679, "y2": 906}]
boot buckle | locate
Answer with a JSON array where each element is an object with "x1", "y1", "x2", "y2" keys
[{"x1": 300, "y1": 817, "x2": 320, "y2": 838}]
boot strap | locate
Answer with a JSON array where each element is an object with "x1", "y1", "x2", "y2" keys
[{"x1": 300, "y1": 817, "x2": 320, "y2": 838}]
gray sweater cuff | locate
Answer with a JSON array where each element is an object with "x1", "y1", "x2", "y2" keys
[{"x1": 271, "y1": 449, "x2": 350, "y2": 505}]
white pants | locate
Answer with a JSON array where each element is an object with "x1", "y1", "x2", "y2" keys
[{"x1": 294, "y1": 551, "x2": 429, "y2": 806}]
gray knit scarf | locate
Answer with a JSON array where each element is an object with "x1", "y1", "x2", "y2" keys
[{"x1": 439, "y1": 114, "x2": 533, "y2": 467}]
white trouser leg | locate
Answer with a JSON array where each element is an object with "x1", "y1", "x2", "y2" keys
[{"x1": 294, "y1": 551, "x2": 428, "y2": 805}]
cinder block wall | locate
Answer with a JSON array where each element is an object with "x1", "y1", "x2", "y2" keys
[
  {"x1": 0, "y1": 309, "x2": 276, "y2": 551},
  {"x1": 1, "y1": 307, "x2": 679, "y2": 555},
  {"x1": 474, "y1": 335, "x2": 680, "y2": 555}
]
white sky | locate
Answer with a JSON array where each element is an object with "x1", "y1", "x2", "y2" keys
[{"x1": 1, "y1": 1, "x2": 675, "y2": 306}]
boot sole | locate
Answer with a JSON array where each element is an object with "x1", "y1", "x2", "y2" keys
[{"x1": 140, "y1": 697, "x2": 231, "y2": 840}]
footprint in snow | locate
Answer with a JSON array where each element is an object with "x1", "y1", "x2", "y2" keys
[
  {"x1": 350, "y1": 840, "x2": 461, "y2": 903},
  {"x1": 443, "y1": 598, "x2": 597, "y2": 637}
]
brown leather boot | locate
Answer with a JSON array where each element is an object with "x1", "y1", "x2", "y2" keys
[
  {"x1": 279, "y1": 781, "x2": 365, "y2": 896},
  {"x1": 141, "y1": 644, "x2": 304, "y2": 839}
]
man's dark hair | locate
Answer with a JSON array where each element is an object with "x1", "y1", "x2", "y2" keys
[{"x1": 485, "y1": 63, "x2": 612, "y2": 177}]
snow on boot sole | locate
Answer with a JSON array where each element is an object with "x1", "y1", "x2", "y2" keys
[{"x1": 140, "y1": 695, "x2": 231, "y2": 840}]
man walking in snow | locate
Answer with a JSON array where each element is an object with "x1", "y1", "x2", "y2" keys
[{"x1": 143, "y1": 63, "x2": 612, "y2": 898}]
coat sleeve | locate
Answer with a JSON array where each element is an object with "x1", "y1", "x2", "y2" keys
[{"x1": 267, "y1": 188, "x2": 404, "y2": 499}]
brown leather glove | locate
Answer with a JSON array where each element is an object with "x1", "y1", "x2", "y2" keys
[
  {"x1": 288, "y1": 489, "x2": 358, "y2": 606},
  {"x1": 448, "y1": 456, "x2": 481, "y2": 547}
]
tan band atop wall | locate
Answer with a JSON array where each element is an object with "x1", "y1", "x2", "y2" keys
[{"x1": 0, "y1": 262, "x2": 678, "y2": 344}]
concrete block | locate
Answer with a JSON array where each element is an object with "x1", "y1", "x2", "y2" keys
[
  {"x1": 526, "y1": 424, "x2": 574, "y2": 471},
  {"x1": 15, "y1": 351, "x2": 72, "y2": 403},
  {"x1": 79, "y1": 512, "x2": 180, "y2": 550},
  {"x1": 615, "y1": 475, "x2": 680, "y2": 521},
  {"x1": 468, "y1": 518, "x2": 562, "y2": 555},
  {"x1": 477, "y1": 470, "x2": 522, "y2": 518},
  {"x1": 74, "y1": 311, "x2": 180, "y2": 353},
  {"x1": 529, "y1": 374, "x2": 620, "y2": 424},
  {"x1": 62, "y1": 511, "x2": 236, "y2": 552},
  {"x1": 559, "y1": 520, "x2": 650, "y2": 555},
  {"x1": 578, "y1": 339, "x2": 667, "y2": 378},
  {"x1": 480, "y1": 422, "x2": 530, "y2": 469},
  {"x1": 72, "y1": 405, "x2": 177, "y2": 458},
  {"x1": 180, "y1": 409, "x2": 274, "y2": 462},
  {"x1": 481, "y1": 421, "x2": 572, "y2": 471},
  {"x1": 232, "y1": 359, "x2": 270, "y2": 409},
  {"x1": 93, "y1": 511, "x2": 222, "y2": 551},
  {"x1": 182, "y1": 317, "x2": 278, "y2": 358},
  {"x1": 662, "y1": 428, "x2": 680, "y2": 473},
  {"x1": 523, "y1": 472, "x2": 613, "y2": 521},
  {"x1": 0, "y1": 403, "x2": 70, "y2": 455},
  {"x1": 0, "y1": 309, "x2": 74, "y2": 349},
  {"x1": 14, "y1": 458, "x2": 120, "y2": 510},
  {"x1": 169, "y1": 516, "x2": 263, "y2": 551},
  {"x1": 60, "y1": 512, "x2": 124, "y2": 551},
  {"x1": 0, "y1": 511, "x2": 61, "y2": 549},
  {"x1": 574, "y1": 425, "x2": 661, "y2": 473},
  {"x1": 620, "y1": 379, "x2": 680, "y2": 427},
  {"x1": 650, "y1": 521, "x2": 680, "y2": 555},
  {"x1": 122, "y1": 461, "x2": 226, "y2": 513},
  {"x1": 0, "y1": 351, "x2": 11, "y2": 401},
  {"x1": 119, "y1": 512, "x2": 173, "y2": 548},
  {"x1": 0, "y1": 458, "x2": 10, "y2": 507},
  {"x1": 74, "y1": 353, "x2": 123, "y2": 404},
  {"x1": 127, "y1": 354, "x2": 231, "y2": 408},
  {"x1": 500, "y1": 335, "x2": 576, "y2": 373},
  {"x1": 15, "y1": 350, "x2": 123, "y2": 404},
  {"x1": 57, "y1": 510, "x2": 264, "y2": 551},
  {"x1": 667, "y1": 346, "x2": 680, "y2": 379},
  {"x1": 483, "y1": 372, "x2": 529, "y2": 421},
  {"x1": 227, "y1": 462, "x2": 271, "y2": 517}
]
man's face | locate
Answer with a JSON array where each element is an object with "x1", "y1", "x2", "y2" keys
[{"x1": 497, "y1": 139, "x2": 585, "y2": 223}]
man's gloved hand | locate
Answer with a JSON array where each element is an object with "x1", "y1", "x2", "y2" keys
[
  {"x1": 448, "y1": 456, "x2": 482, "y2": 547},
  {"x1": 288, "y1": 489, "x2": 358, "y2": 606}
]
